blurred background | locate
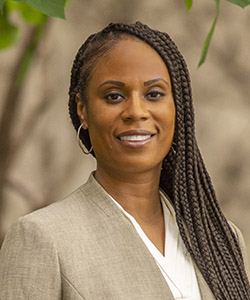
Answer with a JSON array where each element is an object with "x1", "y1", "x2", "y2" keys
[{"x1": 0, "y1": 0, "x2": 250, "y2": 261}]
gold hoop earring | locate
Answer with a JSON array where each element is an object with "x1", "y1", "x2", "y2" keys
[
  {"x1": 77, "y1": 124, "x2": 93, "y2": 155},
  {"x1": 171, "y1": 142, "x2": 176, "y2": 155}
]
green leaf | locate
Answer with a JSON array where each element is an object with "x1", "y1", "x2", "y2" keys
[
  {"x1": 20, "y1": 4, "x2": 46, "y2": 24},
  {"x1": 184, "y1": 0, "x2": 193, "y2": 11},
  {"x1": 225, "y1": 0, "x2": 250, "y2": 8},
  {"x1": 6, "y1": 0, "x2": 46, "y2": 24},
  {"x1": 13, "y1": 0, "x2": 66, "y2": 19},
  {"x1": 0, "y1": 0, "x2": 6, "y2": 11},
  {"x1": 65, "y1": 0, "x2": 70, "y2": 8},
  {"x1": 0, "y1": 9, "x2": 18, "y2": 49},
  {"x1": 198, "y1": 0, "x2": 220, "y2": 67}
]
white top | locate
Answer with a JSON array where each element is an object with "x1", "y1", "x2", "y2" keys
[{"x1": 110, "y1": 191, "x2": 201, "y2": 300}]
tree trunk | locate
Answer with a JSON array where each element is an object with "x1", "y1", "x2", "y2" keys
[{"x1": 0, "y1": 19, "x2": 48, "y2": 246}]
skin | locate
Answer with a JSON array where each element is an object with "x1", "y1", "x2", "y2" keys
[{"x1": 76, "y1": 38, "x2": 175, "y2": 255}]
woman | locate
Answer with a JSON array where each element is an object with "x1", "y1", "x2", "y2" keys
[{"x1": 0, "y1": 22, "x2": 249, "y2": 300}]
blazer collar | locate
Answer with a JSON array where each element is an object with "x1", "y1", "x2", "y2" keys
[{"x1": 80, "y1": 171, "x2": 127, "y2": 220}]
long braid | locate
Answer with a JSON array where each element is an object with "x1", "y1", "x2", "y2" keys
[{"x1": 68, "y1": 22, "x2": 250, "y2": 299}]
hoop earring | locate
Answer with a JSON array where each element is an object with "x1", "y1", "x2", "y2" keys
[
  {"x1": 171, "y1": 142, "x2": 176, "y2": 156},
  {"x1": 77, "y1": 124, "x2": 93, "y2": 155}
]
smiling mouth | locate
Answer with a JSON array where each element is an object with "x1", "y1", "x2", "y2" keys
[
  {"x1": 116, "y1": 130, "x2": 156, "y2": 146},
  {"x1": 119, "y1": 135, "x2": 152, "y2": 141}
]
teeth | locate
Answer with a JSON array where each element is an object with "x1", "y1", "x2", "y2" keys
[{"x1": 120, "y1": 135, "x2": 151, "y2": 141}]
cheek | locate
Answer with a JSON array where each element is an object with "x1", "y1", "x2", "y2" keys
[
  {"x1": 87, "y1": 112, "x2": 115, "y2": 148},
  {"x1": 158, "y1": 102, "x2": 176, "y2": 132}
]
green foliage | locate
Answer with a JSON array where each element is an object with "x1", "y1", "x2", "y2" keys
[
  {"x1": 6, "y1": 1, "x2": 46, "y2": 24},
  {"x1": 184, "y1": 0, "x2": 250, "y2": 66},
  {"x1": 198, "y1": 0, "x2": 220, "y2": 67},
  {"x1": 1, "y1": 0, "x2": 66, "y2": 17},
  {"x1": 0, "y1": 0, "x2": 5, "y2": 10},
  {"x1": 0, "y1": 0, "x2": 67, "y2": 51},
  {"x1": 225, "y1": 0, "x2": 250, "y2": 8},
  {"x1": 0, "y1": 7, "x2": 18, "y2": 49},
  {"x1": 184, "y1": 0, "x2": 193, "y2": 11},
  {"x1": 13, "y1": 0, "x2": 66, "y2": 19}
]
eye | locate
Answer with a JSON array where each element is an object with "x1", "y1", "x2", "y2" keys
[
  {"x1": 146, "y1": 90, "x2": 165, "y2": 101},
  {"x1": 104, "y1": 92, "x2": 124, "y2": 102}
]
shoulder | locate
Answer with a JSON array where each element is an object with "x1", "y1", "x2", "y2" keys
[
  {"x1": 1, "y1": 171, "x2": 121, "y2": 254},
  {"x1": 13, "y1": 172, "x2": 105, "y2": 232},
  {"x1": 0, "y1": 185, "x2": 90, "y2": 254},
  {"x1": 228, "y1": 221, "x2": 250, "y2": 279},
  {"x1": 12, "y1": 184, "x2": 91, "y2": 233},
  {"x1": 228, "y1": 221, "x2": 247, "y2": 252},
  {"x1": 0, "y1": 174, "x2": 112, "y2": 279}
]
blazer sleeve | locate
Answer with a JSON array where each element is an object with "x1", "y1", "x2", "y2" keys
[{"x1": 0, "y1": 216, "x2": 62, "y2": 299}]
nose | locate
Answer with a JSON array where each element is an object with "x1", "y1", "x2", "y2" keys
[{"x1": 121, "y1": 93, "x2": 150, "y2": 121}]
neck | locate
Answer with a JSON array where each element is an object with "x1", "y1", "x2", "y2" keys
[{"x1": 94, "y1": 164, "x2": 162, "y2": 221}]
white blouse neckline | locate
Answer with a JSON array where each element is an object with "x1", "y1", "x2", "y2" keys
[{"x1": 109, "y1": 190, "x2": 201, "y2": 300}]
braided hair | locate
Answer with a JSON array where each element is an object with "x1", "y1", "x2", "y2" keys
[{"x1": 68, "y1": 22, "x2": 250, "y2": 299}]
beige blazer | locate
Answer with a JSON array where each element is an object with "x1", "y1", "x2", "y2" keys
[{"x1": 0, "y1": 173, "x2": 249, "y2": 300}]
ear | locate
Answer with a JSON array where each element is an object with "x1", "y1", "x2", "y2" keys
[{"x1": 76, "y1": 93, "x2": 88, "y2": 130}]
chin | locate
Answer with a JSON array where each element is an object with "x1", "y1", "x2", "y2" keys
[{"x1": 117, "y1": 159, "x2": 162, "y2": 174}]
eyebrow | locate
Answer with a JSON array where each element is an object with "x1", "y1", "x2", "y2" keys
[
  {"x1": 144, "y1": 78, "x2": 169, "y2": 86},
  {"x1": 98, "y1": 78, "x2": 169, "y2": 89},
  {"x1": 98, "y1": 80, "x2": 125, "y2": 89}
]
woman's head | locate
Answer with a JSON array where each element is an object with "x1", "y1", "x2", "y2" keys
[
  {"x1": 68, "y1": 22, "x2": 193, "y2": 183},
  {"x1": 75, "y1": 37, "x2": 175, "y2": 176}
]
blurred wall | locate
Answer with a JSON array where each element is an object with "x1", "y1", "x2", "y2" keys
[{"x1": 0, "y1": 0, "x2": 250, "y2": 259}]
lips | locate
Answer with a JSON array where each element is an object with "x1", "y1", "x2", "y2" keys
[
  {"x1": 119, "y1": 135, "x2": 151, "y2": 141},
  {"x1": 116, "y1": 130, "x2": 156, "y2": 148},
  {"x1": 116, "y1": 130, "x2": 156, "y2": 140}
]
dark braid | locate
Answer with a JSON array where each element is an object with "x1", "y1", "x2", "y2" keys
[{"x1": 68, "y1": 22, "x2": 250, "y2": 299}]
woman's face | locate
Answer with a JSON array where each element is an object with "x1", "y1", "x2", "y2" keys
[{"x1": 77, "y1": 38, "x2": 175, "y2": 176}]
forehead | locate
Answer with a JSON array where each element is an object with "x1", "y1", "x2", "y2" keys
[{"x1": 90, "y1": 37, "x2": 170, "y2": 84}]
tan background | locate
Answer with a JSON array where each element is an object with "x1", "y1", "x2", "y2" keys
[{"x1": 0, "y1": 0, "x2": 250, "y2": 260}]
